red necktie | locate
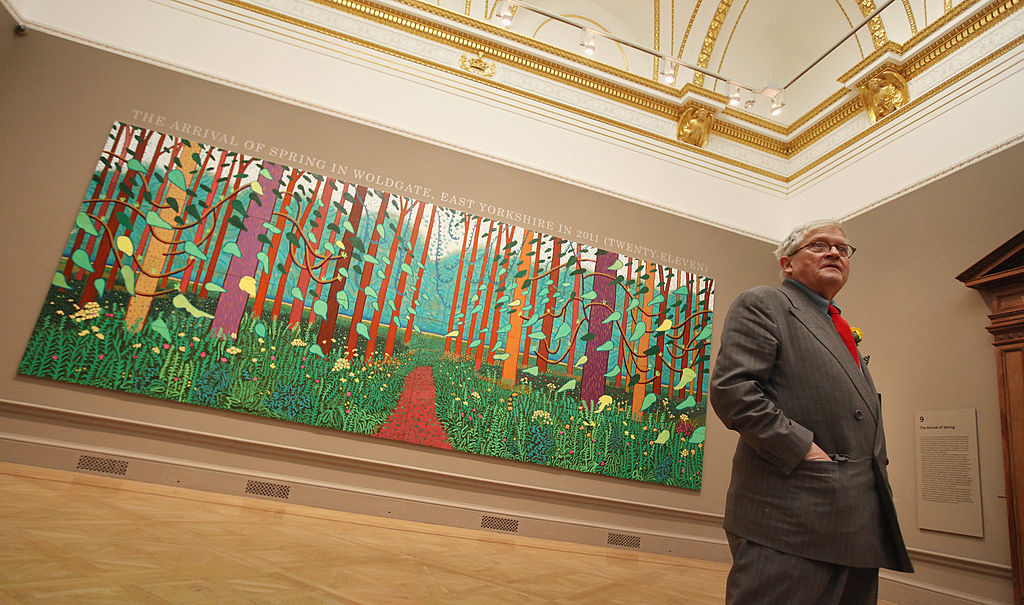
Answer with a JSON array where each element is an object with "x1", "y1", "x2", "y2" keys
[{"x1": 828, "y1": 305, "x2": 861, "y2": 367}]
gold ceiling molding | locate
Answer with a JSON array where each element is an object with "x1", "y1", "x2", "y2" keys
[
  {"x1": 692, "y1": 0, "x2": 733, "y2": 87},
  {"x1": 900, "y1": 0, "x2": 918, "y2": 36},
  {"x1": 213, "y1": 0, "x2": 1022, "y2": 183},
  {"x1": 787, "y1": 99, "x2": 865, "y2": 155},
  {"x1": 837, "y1": 0, "x2": 1000, "y2": 84},
  {"x1": 857, "y1": 0, "x2": 890, "y2": 49},
  {"x1": 689, "y1": 0, "x2": 1021, "y2": 146},
  {"x1": 677, "y1": 0, "x2": 704, "y2": 59},
  {"x1": 213, "y1": 0, "x2": 786, "y2": 182},
  {"x1": 654, "y1": 0, "x2": 661, "y2": 81},
  {"x1": 340, "y1": 0, "x2": 666, "y2": 92},
  {"x1": 788, "y1": 30, "x2": 1024, "y2": 184},
  {"x1": 902, "y1": 0, "x2": 1021, "y2": 79},
  {"x1": 718, "y1": 106, "x2": 788, "y2": 134},
  {"x1": 335, "y1": 0, "x2": 1016, "y2": 142},
  {"x1": 290, "y1": 0, "x2": 686, "y2": 117},
  {"x1": 837, "y1": 40, "x2": 902, "y2": 84},
  {"x1": 706, "y1": 24, "x2": 1024, "y2": 180},
  {"x1": 711, "y1": 121, "x2": 789, "y2": 157},
  {"x1": 782, "y1": 88, "x2": 856, "y2": 134}
]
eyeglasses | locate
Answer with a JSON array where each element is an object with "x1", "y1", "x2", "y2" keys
[{"x1": 792, "y1": 241, "x2": 857, "y2": 258}]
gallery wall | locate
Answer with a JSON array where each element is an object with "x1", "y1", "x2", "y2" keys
[
  {"x1": 841, "y1": 146, "x2": 1024, "y2": 602},
  {"x1": 0, "y1": 10, "x2": 769, "y2": 558},
  {"x1": 1, "y1": 9, "x2": 1021, "y2": 602}
]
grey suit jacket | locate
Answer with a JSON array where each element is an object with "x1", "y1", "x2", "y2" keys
[{"x1": 710, "y1": 280, "x2": 913, "y2": 572}]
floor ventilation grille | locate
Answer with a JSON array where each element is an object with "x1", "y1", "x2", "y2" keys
[
  {"x1": 480, "y1": 515, "x2": 520, "y2": 533},
  {"x1": 607, "y1": 532, "x2": 642, "y2": 549},
  {"x1": 244, "y1": 480, "x2": 291, "y2": 499},
  {"x1": 75, "y1": 455, "x2": 128, "y2": 475}
]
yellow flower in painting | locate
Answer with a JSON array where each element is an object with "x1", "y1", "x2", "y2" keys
[
  {"x1": 226, "y1": 346, "x2": 242, "y2": 355},
  {"x1": 530, "y1": 410, "x2": 552, "y2": 425}
]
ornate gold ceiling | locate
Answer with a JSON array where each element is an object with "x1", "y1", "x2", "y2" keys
[{"x1": 208, "y1": 0, "x2": 1024, "y2": 183}]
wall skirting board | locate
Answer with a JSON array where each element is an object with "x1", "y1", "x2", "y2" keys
[{"x1": 0, "y1": 396, "x2": 1012, "y2": 604}]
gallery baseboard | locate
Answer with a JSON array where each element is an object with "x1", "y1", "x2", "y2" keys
[
  {"x1": 0, "y1": 396, "x2": 1013, "y2": 603},
  {"x1": 0, "y1": 396, "x2": 729, "y2": 557}
]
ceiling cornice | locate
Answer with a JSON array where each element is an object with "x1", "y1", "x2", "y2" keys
[
  {"x1": 200, "y1": 0, "x2": 1024, "y2": 184},
  {"x1": 7, "y1": 0, "x2": 1024, "y2": 241}
]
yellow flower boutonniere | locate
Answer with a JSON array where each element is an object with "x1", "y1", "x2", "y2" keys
[{"x1": 850, "y1": 327, "x2": 863, "y2": 344}]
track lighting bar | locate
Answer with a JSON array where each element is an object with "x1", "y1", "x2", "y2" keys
[
  {"x1": 782, "y1": 0, "x2": 897, "y2": 89},
  {"x1": 495, "y1": 0, "x2": 730, "y2": 84},
  {"x1": 494, "y1": 0, "x2": 898, "y2": 116}
]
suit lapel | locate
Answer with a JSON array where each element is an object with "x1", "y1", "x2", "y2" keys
[{"x1": 780, "y1": 282, "x2": 879, "y2": 423}]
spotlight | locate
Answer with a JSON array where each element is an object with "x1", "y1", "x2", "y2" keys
[
  {"x1": 580, "y1": 29, "x2": 596, "y2": 56},
  {"x1": 495, "y1": 1, "x2": 514, "y2": 28},
  {"x1": 770, "y1": 91, "x2": 785, "y2": 116},
  {"x1": 659, "y1": 58, "x2": 676, "y2": 84},
  {"x1": 728, "y1": 83, "x2": 741, "y2": 107},
  {"x1": 757, "y1": 82, "x2": 785, "y2": 117}
]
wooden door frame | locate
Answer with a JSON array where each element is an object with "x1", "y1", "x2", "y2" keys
[{"x1": 958, "y1": 229, "x2": 1024, "y2": 605}]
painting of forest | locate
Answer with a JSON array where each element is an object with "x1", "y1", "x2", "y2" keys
[{"x1": 19, "y1": 122, "x2": 714, "y2": 489}]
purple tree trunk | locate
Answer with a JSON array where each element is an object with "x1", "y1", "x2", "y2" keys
[
  {"x1": 209, "y1": 161, "x2": 284, "y2": 338},
  {"x1": 580, "y1": 250, "x2": 619, "y2": 407}
]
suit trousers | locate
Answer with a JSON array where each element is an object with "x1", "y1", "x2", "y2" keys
[{"x1": 726, "y1": 532, "x2": 879, "y2": 605}]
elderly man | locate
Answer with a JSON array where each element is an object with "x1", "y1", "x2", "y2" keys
[{"x1": 710, "y1": 220, "x2": 913, "y2": 604}]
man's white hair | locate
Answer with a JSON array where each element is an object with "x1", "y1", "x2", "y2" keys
[{"x1": 773, "y1": 219, "x2": 846, "y2": 261}]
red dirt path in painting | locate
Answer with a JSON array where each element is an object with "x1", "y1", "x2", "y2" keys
[{"x1": 374, "y1": 366, "x2": 453, "y2": 449}]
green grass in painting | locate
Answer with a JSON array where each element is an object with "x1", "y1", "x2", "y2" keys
[
  {"x1": 20, "y1": 282, "x2": 706, "y2": 489},
  {"x1": 19, "y1": 284, "x2": 413, "y2": 436},
  {"x1": 430, "y1": 356, "x2": 705, "y2": 489}
]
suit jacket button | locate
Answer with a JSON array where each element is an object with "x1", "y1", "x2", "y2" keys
[{"x1": 855, "y1": 410, "x2": 864, "y2": 420}]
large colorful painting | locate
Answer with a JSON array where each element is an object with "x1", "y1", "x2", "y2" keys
[{"x1": 19, "y1": 122, "x2": 714, "y2": 489}]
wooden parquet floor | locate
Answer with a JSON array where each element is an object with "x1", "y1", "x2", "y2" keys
[
  {"x1": 0, "y1": 461, "x2": 899, "y2": 604},
  {"x1": 0, "y1": 461, "x2": 733, "y2": 604}
]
